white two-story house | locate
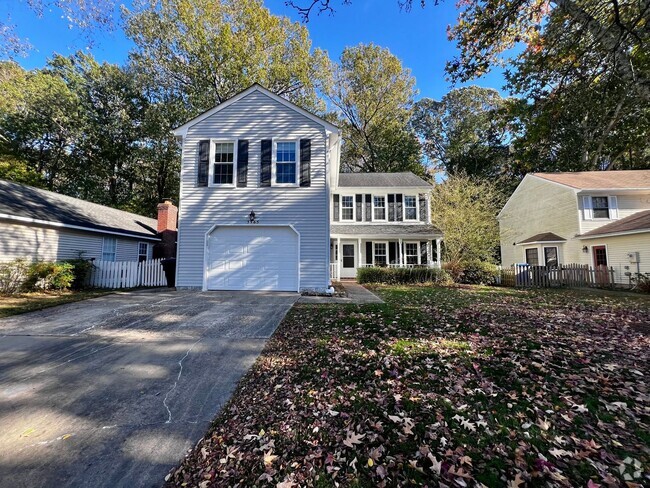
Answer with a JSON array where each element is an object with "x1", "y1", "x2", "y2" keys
[
  {"x1": 498, "y1": 170, "x2": 650, "y2": 284},
  {"x1": 173, "y1": 84, "x2": 341, "y2": 293},
  {"x1": 329, "y1": 173, "x2": 442, "y2": 279}
]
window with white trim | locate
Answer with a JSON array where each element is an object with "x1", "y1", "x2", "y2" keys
[
  {"x1": 274, "y1": 141, "x2": 297, "y2": 185},
  {"x1": 373, "y1": 196, "x2": 386, "y2": 221},
  {"x1": 405, "y1": 242, "x2": 419, "y2": 265},
  {"x1": 102, "y1": 237, "x2": 117, "y2": 262},
  {"x1": 138, "y1": 242, "x2": 149, "y2": 262},
  {"x1": 341, "y1": 196, "x2": 354, "y2": 221},
  {"x1": 373, "y1": 242, "x2": 387, "y2": 266},
  {"x1": 544, "y1": 246, "x2": 558, "y2": 268},
  {"x1": 212, "y1": 141, "x2": 235, "y2": 186},
  {"x1": 525, "y1": 248, "x2": 539, "y2": 266},
  {"x1": 592, "y1": 196, "x2": 610, "y2": 219},
  {"x1": 404, "y1": 195, "x2": 418, "y2": 221}
]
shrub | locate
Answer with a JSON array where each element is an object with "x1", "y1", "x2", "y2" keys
[
  {"x1": 631, "y1": 273, "x2": 650, "y2": 293},
  {"x1": 0, "y1": 259, "x2": 30, "y2": 295},
  {"x1": 63, "y1": 258, "x2": 95, "y2": 290},
  {"x1": 443, "y1": 260, "x2": 500, "y2": 285},
  {"x1": 23, "y1": 262, "x2": 75, "y2": 291},
  {"x1": 357, "y1": 266, "x2": 451, "y2": 285}
]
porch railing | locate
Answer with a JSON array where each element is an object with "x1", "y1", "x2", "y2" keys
[
  {"x1": 329, "y1": 262, "x2": 340, "y2": 281},
  {"x1": 358, "y1": 263, "x2": 441, "y2": 269}
]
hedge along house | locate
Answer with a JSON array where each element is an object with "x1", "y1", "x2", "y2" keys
[
  {"x1": 498, "y1": 170, "x2": 650, "y2": 285},
  {"x1": 329, "y1": 173, "x2": 443, "y2": 280},
  {"x1": 0, "y1": 179, "x2": 178, "y2": 263},
  {"x1": 172, "y1": 84, "x2": 341, "y2": 293}
]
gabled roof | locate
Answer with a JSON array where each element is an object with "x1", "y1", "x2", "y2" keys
[
  {"x1": 518, "y1": 232, "x2": 566, "y2": 244},
  {"x1": 532, "y1": 170, "x2": 650, "y2": 190},
  {"x1": 579, "y1": 209, "x2": 650, "y2": 239},
  {"x1": 172, "y1": 84, "x2": 340, "y2": 137},
  {"x1": 337, "y1": 172, "x2": 431, "y2": 188},
  {"x1": 0, "y1": 179, "x2": 160, "y2": 240}
]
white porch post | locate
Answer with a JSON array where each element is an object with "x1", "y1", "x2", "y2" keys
[
  {"x1": 358, "y1": 238, "x2": 362, "y2": 269},
  {"x1": 436, "y1": 239, "x2": 442, "y2": 267},
  {"x1": 426, "y1": 241, "x2": 433, "y2": 267},
  {"x1": 398, "y1": 238, "x2": 403, "y2": 267},
  {"x1": 336, "y1": 237, "x2": 341, "y2": 279}
]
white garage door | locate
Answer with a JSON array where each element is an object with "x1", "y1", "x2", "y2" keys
[{"x1": 207, "y1": 226, "x2": 299, "y2": 291}]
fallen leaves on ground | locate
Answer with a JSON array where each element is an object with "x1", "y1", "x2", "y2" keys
[{"x1": 165, "y1": 286, "x2": 650, "y2": 487}]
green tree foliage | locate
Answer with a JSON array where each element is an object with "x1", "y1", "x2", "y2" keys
[
  {"x1": 430, "y1": 174, "x2": 504, "y2": 266},
  {"x1": 411, "y1": 86, "x2": 513, "y2": 183},
  {"x1": 325, "y1": 43, "x2": 424, "y2": 174},
  {"x1": 123, "y1": 0, "x2": 330, "y2": 116}
]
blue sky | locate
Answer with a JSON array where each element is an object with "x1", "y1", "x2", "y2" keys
[{"x1": 5, "y1": 0, "x2": 509, "y2": 101}]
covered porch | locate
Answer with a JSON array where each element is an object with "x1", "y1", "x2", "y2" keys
[{"x1": 329, "y1": 236, "x2": 442, "y2": 281}]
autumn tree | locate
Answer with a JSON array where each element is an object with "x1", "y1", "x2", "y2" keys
[
  {"x1": 325, "y1": 43, "x2": 423, "y2": 174},
  {"x1": 411, "y1": 86, "x2": 513, "y2": 183},
  {"x1": 430, "y1": 174, "x2": 504, "y2": 266},
  {"x1": 123, "y1": 0, "x2": 330, "y2": 117}
]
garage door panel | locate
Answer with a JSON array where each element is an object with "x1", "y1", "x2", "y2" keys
[{"x1": 207, "y1": 226, "x2": 298, "y2": 291}]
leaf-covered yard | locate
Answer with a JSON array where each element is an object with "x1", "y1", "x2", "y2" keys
[{"x1": 166, "y1": 286, "x2": 649, "y2": 487}]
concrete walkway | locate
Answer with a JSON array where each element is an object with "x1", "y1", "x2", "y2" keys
[
  {"x1": 0, "y1": 290, "x2": 298, "y2": 488},
  {"x1": 299, "y1": 282, "x2": 384, "y2": 304}
]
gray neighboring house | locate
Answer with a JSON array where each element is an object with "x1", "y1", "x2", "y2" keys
[
  {"x1": 330, "y1": 172, "x2": 442, "y2": 279},
  {"x1": 0, "y1": 179, "x2": 177, "y2": 263}
]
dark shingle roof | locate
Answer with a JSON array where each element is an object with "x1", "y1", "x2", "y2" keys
[
  {"x1": 518, "y1": 232, "x2": 566, "y2": 244},
  {"x1": 0, "y1": 179, "x2": 159, "y2": 239},
  {"x1": 338, "y1": 172, "x2": 431, "y2": 188},
  {"x1": 579, "y1": 210, "x2": 650, "y2": 238},
  {"x1": 331, "y1": 224, "x2": 442, "y2": 238}
]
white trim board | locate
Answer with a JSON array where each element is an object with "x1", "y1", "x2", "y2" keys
[
  {"x1": 0, "y1": 213, "x2": 160, "y2": 241},
  {"x1": 173, "y1": 84, "x2": 340, "y2": 137}
]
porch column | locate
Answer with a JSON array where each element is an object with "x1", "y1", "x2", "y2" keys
[
  {"x1": 358, "y1": 238, "x2": 362, "y2": 269},
  {"x1": 436, "y1": 239, "x2": 442, "y2": 267},
  {"x1": 398, "y1": 238, "x2": 403, "y2": 267},
  {"x1": 336, "y1": 237, "x2": 341, "y2": 280},
  {"x1": 427, "y1": 241, "x2": 433, "y2": 267}
]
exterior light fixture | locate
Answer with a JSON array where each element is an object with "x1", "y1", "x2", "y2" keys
[
  {"x1": 247, "y1": 210, "x2": 259, "y2": 224},
  {"x1": 582, "y1": 246, "x2": 589, "y2": 253}
]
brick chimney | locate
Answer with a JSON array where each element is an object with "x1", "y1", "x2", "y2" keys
[{"x1": 156, "y1": 199, "x2": 178, "y2": 233}]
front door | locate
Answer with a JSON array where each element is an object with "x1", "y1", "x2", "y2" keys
[
  {"x1": 592, "y1": 245, "x2": 609, "y2": 286},
  {"x1": 341, "y1": 243, "x2": 356, "y2": 279}
]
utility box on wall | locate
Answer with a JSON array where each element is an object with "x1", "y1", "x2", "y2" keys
[{"x1": 627, "y1": 252, "x2": 640, "y2": 263}]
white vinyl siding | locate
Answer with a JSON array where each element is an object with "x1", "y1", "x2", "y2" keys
[{"x1": 176, "y1": 90, "x2": 330, "y2": 291}]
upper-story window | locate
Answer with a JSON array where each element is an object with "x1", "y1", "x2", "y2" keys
[
  {"x1": 341, "y1": 196, "x2": 354, "y2": 221},
  {"x1": 404, "y1": 195, "x2": 418, "y2": 221},
  {"x1": 212, "y1": 141, "x2": 236, "y2": 186},
  {"x1": 274, "y1": 141, "x2": 297, "y2": 186},
  {"x1": 373, "y1": 196, "x2": 386, "y2": 221},
  {"x1": 592, "y1": 196, "x2": 610, "y2": 219}
]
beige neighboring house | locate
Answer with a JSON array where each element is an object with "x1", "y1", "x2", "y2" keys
[{"x1": 498, "y1": 170, "x2": 650, "y2": 285}]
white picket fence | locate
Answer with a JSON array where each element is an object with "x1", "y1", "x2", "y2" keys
[{"x1": 87, "y1": 259, "x2": 167, "y2": 289}]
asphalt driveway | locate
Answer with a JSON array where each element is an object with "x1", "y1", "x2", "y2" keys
[{"x1": 0, "y1": 289, "x2": 299, "y2": 487}]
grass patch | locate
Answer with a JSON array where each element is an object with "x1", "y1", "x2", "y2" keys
[{"x1": 0, "y1": 290, "x2": 114, "y2": 318}]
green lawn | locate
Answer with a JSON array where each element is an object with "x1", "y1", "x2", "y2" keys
[
  {"x1": 0, "y1": 290, "x2": 114, "y2": 318},
  {"x1": 166, "y1": 285, "x2": 649, "y2": 487}
]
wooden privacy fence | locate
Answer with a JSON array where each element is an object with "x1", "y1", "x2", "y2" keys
[
  {"x1": 87, "y1": 259, "x2": 167, "y2": 289},
  {"x1": 498, "y1": 263, "x2": 615, "y2": 289}
]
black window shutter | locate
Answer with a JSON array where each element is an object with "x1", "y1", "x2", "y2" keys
[
  {"x1": 389, "y1": 242, "x2": 397, "y2": 264},
  {"x1": 388, "y1": 194, "x2": 395, "y2": 221},
  {"x1": 237, "y1": 140, "x2": 249, "y2": 187},
  {"x1": 396, "y1": 194, "x2": 403, "y2": 221},
  {"x1": 419, "y1": 194, "x2": 427, "y2": 221},
  {"x1": 366, "y1": 241, "x2": 373, "y2": 265},
  {"x1": 197, "y1": 140, "x2": 210, "y2": 187},
  {"x1": 333, "y1": 194, "x2": 340, "y2": 221},
  {"x1": 364, "y1": 194, "x2": 371, "y2": 222},
  {"x1": 260, "y1": 140, "x2": 272, "y2": 187},
  {"x1": 420, "y1": 241, "x2": 428, "y2": 264},
  {"x1": 355, "y1": 194, "x2": 362, "y2": 222},
  {"x1": 300, "y1": 139, "x2": 311, "y2": 187}
]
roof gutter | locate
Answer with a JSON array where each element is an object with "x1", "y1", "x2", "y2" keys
[{"x1": 0, "y1": 213, "x2": 161, "y2": 241}]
